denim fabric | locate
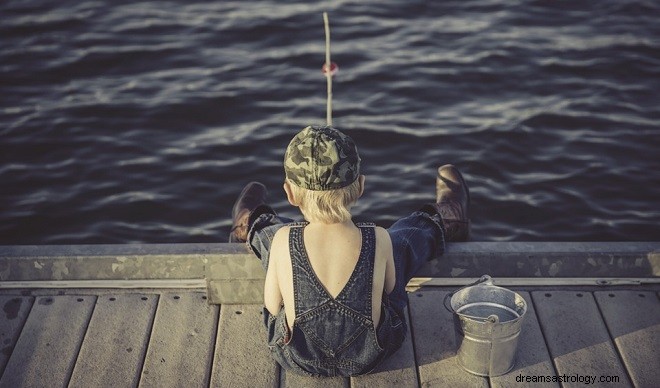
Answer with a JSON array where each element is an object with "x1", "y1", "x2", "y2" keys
[
  {"x1": 385, "y1": 211, "x2": 446, "y2": 313},
  {"x1": 248, "y1": 210, "x2": 445, "y2": 377},
  {"x1": 247, "y1": 213, "x2": 295, "y2": 270}
]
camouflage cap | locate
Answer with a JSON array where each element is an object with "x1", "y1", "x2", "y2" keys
[{"x1": 284, "y1": 125, "x2": 361, "y2": 191}]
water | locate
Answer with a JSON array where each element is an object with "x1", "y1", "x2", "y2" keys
[
  {"x1": 457, "y1": 303, "x2": 520, "y2": 323},
  {"x1": 2, "y1": 0, "x2": 659, "y2": 244}
]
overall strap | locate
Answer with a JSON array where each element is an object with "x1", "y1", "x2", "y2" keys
[{"x1": 289, "y1": 223, "x2": 330, "y2": 317}]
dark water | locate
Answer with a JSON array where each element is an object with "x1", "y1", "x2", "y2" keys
[
  {"x1": 2, "y1": 0, "x2": 659, "y2": 244},
  {"x1": 457, "y1": 303, "x2": 520, "y2": 323}
]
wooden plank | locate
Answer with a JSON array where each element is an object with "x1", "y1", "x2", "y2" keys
[
  {"x1": 407, "y1": 277, "x2": 657, "y2": 288},
  {"x1": 351, "y1": 309, "x2": 418, "y2": 387},
  {"x1": 0, "y1": 296, "x2": 34, "y2": 377},
  {"x1": 0, "y1": 279, "x2": 207, "y2": 289},
  {"x1": 68, "y1": 293, "x2": 158, "y2": 388},
  {"x1": 0, "y1": 295, "x2": 96, "y2": 388},
  {"x1": 490, "y1": 292, "x2": 558, "y2": 387},
  {"x1": 207, "y1": 254, "x2": 264, "y2": 280},
  {"x1": 532, "y1": 291, "x2": 632, "y2": 387},
  {"x1": 140, "y1": 292, "x2": 219, "y2": 388},
  {"x1": 283, "y1": 370, "x2": 347, "y2": 388},
  {"x1": 594, "y1": 291, "x2": 660, "y2": 387},
  {"x1": 210, "y1": 304, "x2": 278, "y2": 387},
  {"x1": 5, "y1": 241, "x2": 658, "y2": 280},
  {"x1": 408, "y1": 289, "x2": 488, "y2": 387},
  {"x1": 207, "y1": 278, "x2": 264, "y2": 304}
]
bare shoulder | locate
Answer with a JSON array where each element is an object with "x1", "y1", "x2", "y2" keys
[
  {"x1": 270, "y1": 226, "x2": 291, "y2": 258},
  {"x1": 374, "y1": 226, "x2": 392, "y2": 247},
  {"x1": 373, "y1": 226, "x2": 393, "y2": 264},
  {"x1": 272, "y1": 225, "x2": 291, "y2": 243}
]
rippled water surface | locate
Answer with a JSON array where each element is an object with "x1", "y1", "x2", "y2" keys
[{"x1": 2, "y1": 0, "x2": 659, "y2": 243}]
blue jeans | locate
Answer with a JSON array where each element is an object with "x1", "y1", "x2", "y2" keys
[{"x1": 247, "y1": 209, "x2": 446, "y2": 313}]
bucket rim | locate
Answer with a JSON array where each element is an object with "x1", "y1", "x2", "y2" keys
[{"x1": 449, "y1": 283, "x2": 527, "y2": 321}]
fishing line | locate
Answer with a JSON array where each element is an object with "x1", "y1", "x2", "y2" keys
[{"x1": 322, "y1": 12, "x2": 338, "y2": 126}]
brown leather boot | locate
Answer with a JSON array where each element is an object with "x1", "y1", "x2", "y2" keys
[
  {"x1": 229, "y1": 182, "x2": 268, "y2": 243},
  {"x1": 433, "y1": 164, "x2": 470, "y2": 241}
]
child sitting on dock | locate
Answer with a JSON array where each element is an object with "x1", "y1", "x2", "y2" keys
[{"x1": 229, "y1": 125, "x2": 470, "y2": 377}]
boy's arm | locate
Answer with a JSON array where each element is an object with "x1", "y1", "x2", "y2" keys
[
  {"x1": 264, "y1": 229, "x2": 285, "y2": 315},
  {"x1": 385, "y1": 253, "x2": 395, "y2": 294},
  {"x1": 378, "y1": 227, "x2": 396, "y2": 294}
]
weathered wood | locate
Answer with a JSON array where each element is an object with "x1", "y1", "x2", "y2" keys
[
  {"x1": 532, "y1": 291, "x2": 632, "y2": 387},
  {"x1": 0, "y1": 295, "x2": 96, "y2": 388},
  {"x1": 206, "y1": 254, "x2": 265, "y2": 304},
  {"x1": 2, "y1": 242, "x2": 657, "y2": 282},
  {"x1": 594, "y1": 291, "x2": 660, "y2": 388},
  {"x1": 408, "y1": 289, "x2": 488, "y2": 387},
  {"x1": 0, "y1": 249, "x2": 217, "y2": 281},
  {"x1": 207, "y1": 254, "x2": 264, "y2": 280},
  {"x1": 283, "y1": 370, "x2": 348, "y2": 388},
  {"x1": 207, "y1": 278, "x2": 264, "y2": 305},
  {"x1": 351, "y1": 309, "x2": 418, "y2": 387},
  {"x1": 0, "y1": 286, "x2": 657, "y2": 388},
  {"x1": 0, "y1": 279, "x2": 207, "y2": 289},
  {"x1": 69, "y1": 293, "x2": 158, "y2": 388},
  {"x1": 0, "y1": 295, "x2": 34, "y2": 377},
  {"x1": 416, "y1": 241, "x2": 660, "y2": 278},
  {"x1": 407, "y1": 277, "x2": 658, "y2": 288},
  {"x1": 140, "y1": 292, "x2": 219, "y2": 388},
  {"x1": 490, "y1": 292, "x2": 558, "y2": 388},
  {"x1": 210, "y1": 304, "x2": 278, "y2": 387}
]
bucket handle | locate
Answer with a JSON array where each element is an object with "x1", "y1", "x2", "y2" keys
[{"x1": 443, "y1": 275, "x2": 493, "y2": 314}]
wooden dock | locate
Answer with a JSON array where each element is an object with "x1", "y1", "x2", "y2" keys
[
  {"x1": 1, "y1": 286, "x2": 658, "y2": 387},
  {"x1": 1, "y1": 242, "x2": 658, "y2": 387}
]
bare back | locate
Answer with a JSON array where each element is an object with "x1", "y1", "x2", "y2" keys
[{"x1": 265, "y1": 222, "x2": 395, "y2": 331}]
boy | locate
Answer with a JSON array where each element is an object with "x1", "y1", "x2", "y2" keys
[{"x1": 229, "y1": 125, "x2": 469, "y2": 377}]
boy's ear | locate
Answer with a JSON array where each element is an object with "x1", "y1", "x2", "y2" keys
[
  {"x1": 358, "y1": 175, "x2": 366, "y2": 198},
  {"x1": 283, "y1": 181, "x2": 298, "y2": 207}
]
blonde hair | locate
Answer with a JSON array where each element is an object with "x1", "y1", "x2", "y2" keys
[{"x1": 288, "y1": 178, "x2": 361, "y2": 223}]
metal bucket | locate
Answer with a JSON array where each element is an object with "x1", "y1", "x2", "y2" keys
[{"x1": 445, "y1": 275, "x2": 527, "y2": 376}]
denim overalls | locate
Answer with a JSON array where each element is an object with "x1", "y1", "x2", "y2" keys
[{"x1": 248, "y1": 208, "x2": 446, "y2": 377}]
